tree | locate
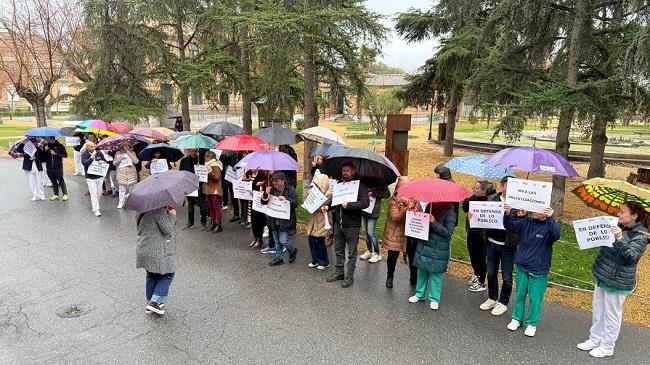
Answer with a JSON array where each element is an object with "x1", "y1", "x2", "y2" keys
[
  {"x1": 370, "y1": 61, "x2": 405, "y2": 75},
  {"x1": 365, "y1": 88, "x2": 405, "y2": 135},
  {"x1": 0, "y1": 0, "x2": 80, "y2": 127}
]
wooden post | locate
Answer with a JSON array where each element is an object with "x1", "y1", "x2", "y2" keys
[{"x1": 385, "y1": 114, "x2": 411, "y2": 176}]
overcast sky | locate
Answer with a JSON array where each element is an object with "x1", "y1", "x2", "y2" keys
[{"x1": 365, "y1": 0, "x2": 437, "y2": 73}]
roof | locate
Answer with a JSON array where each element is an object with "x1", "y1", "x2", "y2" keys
[{"x1": 366, "y1": 74, "x2": 408, "y2": 87}]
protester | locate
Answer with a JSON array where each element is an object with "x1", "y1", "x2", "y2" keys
[
  {"x1": 219, "y1": 151, "x2": 237, "y2": 211},
  {"x1": 476, "y1": 176, "x2": 520, "y2": 315},
  {"x1": 16, "y1": 138, "x2": 46, "y2": 201},
  {"x1": 72, "y1": 134, "x2": 86, "y2": 176},
  {"x1": 250, "y1": 170, "x2": 270, "y2": 249},
  {"x1": 179, "y1": 149, "x2": 208, "y2": 230},
  {"x1": 239, "y1": 169, "x2": 253, "y2": 228},
  {"x1": 306, "y1": 174, "x2": 333, "y2": 270},
  {"x1": 143, "y1": 150, "x2": 172, "y2": 172},
  {"x1": 204, "y1": 151, "x2": 224, "y2": 233},
  {"x1": 261, "y1": 172, "x2": 298, "y2": 266},
  {"x1": 43, "y1": 136, "x2": 68, "y2": 201},
  {"x1": 113, "y1": 143, "x2": 139, "y2": 209},
  {"x1": 462, "y1": 180, "x2": 494, "y2": 292},
  {"x1": 279, "y1": 144, "x2": 298, "y2": 234},
  {"x1": 360, "y1": 185, "x2": 390, "y2": 263},
  {"x1": 326, "y1": 162, "x2": 369, "y2": 288},
  {"x1": 504, "y1": 204, "x2": 560, "y2": 337},
  {"x1": 136, "y1": 204, "x2": 177, "y2": 316},
  {"x1": 311, "y1": 155, "x2": 324, "y2": 177},
  {"x1": 81, "y1": 141, "x2": 107, "y2": 216},
  {"x1": 383, "y1": 176, "x2": 412, "y2": 288},
  {"x1": 576, "y1": 202, "x2": 649, "y2": 357}
]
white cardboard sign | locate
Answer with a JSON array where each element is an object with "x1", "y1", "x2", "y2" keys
[
  {"x1": 252, "y1": 190, "x2": 267, "y2": 214},
  {"x1": 362, "y1": 196, "x2": 377, "y2": 214},
  {"x1": 187, "y1": 189, "x2": 199, "y2": 197},
  {"x1": 150, "y1": 159, "x2": 169, "y2": 174},
  {"x1": 87, "y1": 161, "x2": 109, "y2": 177},
  {"x1": 469, "y1": 201, "x2": 505, "y2": 229},
  {"x1": 233, "y1": 180, "x2": 253, "y2": 200},
  {"x1": 572, "y1": 216, "x2": 619, "y2": 250},
  {"x1": 23, "y1": 141, "x2": 36, "y2": 157},
  {"x1": 331, "y1": 180, "x2": 360, "y2": 206},
  {"x1": 266, "y1": 196, "x2": 291, "y2": 220},
  {"x1": 65, "y1": 137, "x2": 80, "y2": 146},
  {"x1": 119, "y1": 154, "x2": 133, "y2": 168},
  {"x1": 194, "y1": 165, "x2": 208, "y2": 183},
  {"x1": 405, "y1": 211, "x2": 430, "y2": 240},
  {"x1": 505, "y1": 178, "x2": 552, "y2": 213},
  {"x1": 302, "y1": 186, "x2": 328, "y2": 214},
  {"x1": 225, "y1": 166, "x2": 237, "y2": 183}
]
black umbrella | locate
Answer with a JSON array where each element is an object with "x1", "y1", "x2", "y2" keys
[
  {"x1": 253, "y1": 125, "x2": 301, "y2": 145},
  {"x1": 199, "y1": 121, "x2": 243, "y2": 138},
  {"x1": 138, "y1": 143, "x2": 184, "y2": 162},
  {"x1": 320, "y1": 147, "x2": 400, "y2": 187},
  {"x1": 310, "y1": 143, "x2": 347, "y2": 157}
]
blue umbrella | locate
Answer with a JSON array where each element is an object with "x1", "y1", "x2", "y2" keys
[
  {"x1": 138, "y1": 143, "x2": 184, "y2": 162},
  {"x1": 445, "y1": 155, "x2": 514, "y2": 180},
  {"x1": 25, "y1": 127, "x2": 64, "y2": 137}
]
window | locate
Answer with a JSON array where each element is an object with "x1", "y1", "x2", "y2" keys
[
  {"x1": 322, "y1": 92, "x2": 330, "y2": 105},
  {"x1": 59, "y1": 85, "x2": 70, "y2": 101},
  {"x1": 191, "y1": 90, "x2": 203, "y2": 105},
  {"x1": 219, "y1": 91, "x2": 229, "y2": 106},
  {"x1": 188, "y1": 43, "x2": 199, "y2": 58},
  {"x1": 160, "y1": 84, "x2": 173, "y2": 105}
]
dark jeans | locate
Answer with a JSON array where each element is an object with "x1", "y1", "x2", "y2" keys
[
  {"x1": 46, "y1": 167, "x2": 66, "y2": 195},
  {"x1": 386, "y1": 250, "x2": 401, "y2": 279},
  {"x1": 251, "y1": 209, "x2": 266, "y2": 240},
  {"x1": 146, "y1": 271, "x2": 175, "y2": 304},
  {"x1": 187, "y1": 196, "x2": 207, "y2": 226},
  {"x1": 333, "y1": 225, "x2": 359, "y2": 277},
  {"x1": 467, "y1": 230, "x2": 487, "y2": 284},
  {"x1": 406, "y1": 237, "x2": 418, "y2": 284},
  {"x1": 308, "y1": 236, "x2": 329, "y2": 266},
  {"x1": 486, "y1": 242, "x2": 516, "y2": 305},
  {"x1": 240, "y1": 200, "x2": 248, "y2": 222}
]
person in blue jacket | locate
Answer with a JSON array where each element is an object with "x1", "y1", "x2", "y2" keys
[{"x1": 503, "y1": 204, "x2": 560, "y2": 337}]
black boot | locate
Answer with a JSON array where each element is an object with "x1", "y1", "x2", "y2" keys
[
  {"x1": 386, "y1": 277, "x2": 393, "y2": 288},
  {"x1": 208, "y1": 221, "x2": 217, "y2": 231},
  {"x1": 212, "y1": 224, "x2": 223, "y2": 233}
]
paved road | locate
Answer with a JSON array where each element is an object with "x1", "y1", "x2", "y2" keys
[{"x1": 1, "y1": 157, "x2": 648, "y2": 365}]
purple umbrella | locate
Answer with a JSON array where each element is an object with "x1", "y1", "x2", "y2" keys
[
  {"x1": 124, "y1": 170, "x2": 199, "y2": 213},
  {"x1": 482, "y1": 146, "x2": 579, "y2": 177},
  {"x1": 96, "y1": 134, "x2": 140, "y2": 151},
  {"x1": 235, "y1": 150, "x2": 301, "y2": 171}
]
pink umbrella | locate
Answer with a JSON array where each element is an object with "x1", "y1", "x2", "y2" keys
[
  {"x1": 109, "y1": 121, "x2": 134, "y2": 134},
  {"x1": 130, "y1": 127, "x2": 168, "y2": 141},
  {"x1": 397, "y1": 178, "x2": 471, "y2": 202},
  {"x1": 215, "y1": 134, "x2": 271, "y2": 151}
]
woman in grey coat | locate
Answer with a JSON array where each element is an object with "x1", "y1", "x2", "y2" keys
[{"x1": 136, "y1": 205, "x2": 177, "y2": 315}]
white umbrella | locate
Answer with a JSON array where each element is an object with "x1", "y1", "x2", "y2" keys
[{"x1": 299, "y1": 126, "x2": 345, "y2": 144}]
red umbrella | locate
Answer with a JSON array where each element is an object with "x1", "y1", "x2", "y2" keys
[
  {"x1": 215, "y1": 134, "x2": 271, "y2": 151},
  {"x1": 110, "y1": 121, "x2": 134, "y2": 134},
  {"x1": 397, "y1": 178, "x2": 471, "y2": 202},
  {"x1": 130, "y1": 127, "x2": 168, "y2": 141}
]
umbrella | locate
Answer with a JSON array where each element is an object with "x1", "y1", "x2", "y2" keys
[
  {"x1": 236, "y1": 150, "x2": 301, "y2": 171},
  {"x1": 96, "y1": 134, "x2": 140, "y2": 151},
  {"x1": 253, "y1": 125, "x2": 301, "y2": 145},
  {"x1": 151, "y1": 127, "x2": 175, "y2": 138},
  {"x1": 199, "y1": 121, "x2": 243, "y2": 137},
  {"x1": 109, "y1": 121, "x2": 134, "y2": 134},
  {"x1": 397, "y1": 178, "x2": 471, "y2": 202},
  {"x1": 124, "y1": 170, "x2": 199, "y2": 213},
  {"x1": 482, "y1": 146, "x2": 578, "y2": 177},
  {"x1": 130, "y1": 127, "x2": 168, "y2": 141},
  {"x1": 80, "y1": 119, "x2": 116, "y2": 136},
  {"x1": 572, "y1": 177, "x2": 650, "y2": 215},
  {"x1": 310, "y1": 143, "x2": 347, "y2": 157},
  {"x1": 299, "y1": 126, "x2": 345, "y2": 144},
  {"x1": 215, "y1": 134, "x2": 271, "y2": 151},
  {"x1": 24, "y1": 127, "x2": 64, "y2": 137},
  {"x1": 169, "y1": 131, "x2": 193, "y2": 140},
  {"x1": 445, "y1": 155, "x2": 515, "y2": 179},
  {"x1": 173, "y1": 134, "x2": 217, "y2": 150},
  {"x1": 320, "y1": 147, "x2": 399, "y2": 187},
  {"x1": 138, "y1": 143, "x2": 184, "y2": 162}
]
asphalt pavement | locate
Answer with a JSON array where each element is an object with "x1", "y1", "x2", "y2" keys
[{"x1": 1, "y1": 157, "x2": 649, "y2": 365}]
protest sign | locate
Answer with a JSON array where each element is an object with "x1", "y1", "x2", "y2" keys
[
  {"x1": 233, "y1": 180, "x2": 253, "y2": 200},
  {"x1": 505, "y1": 178, "x2": 552, "y2": 213},
  {"x1": 362, "y1": 196, "x2": 377, "y2": 214},
  {"x1": 332, "y1": 180, "x2": 360, "y2": 206},
  {"x1": 252, "y1": 191, "x2": 267, "y2": 214},
  {"x1": 64, "y1": 137, "x2": 79, "y2": 146},
  {"x1": 469, "y1": 201, "x2": 505, "y2": 229},
  {"x1": 330, "y1": 179, "x2": 338, "y2": 190},
  {"x1": 405, "y1": 211, "x2": 430, "y2": 240},
  {"x1": 572, "y1": 216, "x2": 619, "y2": 250},
  {"x1": 150, "y1": 159, "x2": 169, "y2": 174},
  {"x1": 194, "y1": 165, "x2": 208, "y2": 183},
  {"x1": 119, "y1": 154, "x2": 133, "y2": 167},
  {"x1": 101, "y1": 151, "x2": 113, "y2": 161},
  {"x1": 187, "y1": 189, "x2": 198, "y2": 197},
  {"x1": 266, "y1": 196, "x2": 291, "y2": 220},
  {"x1": 87, "y1": 161, "x2": 109, "y2": 177},
  {"x1": 302, "y1": 186, "x2": 328, "y2": 214},
  {"x1": 23, "y1": 141, "x2": 36, "y2": 157},
  {"x1": 225, "y1": 166, "x2": 237, "y2": 183},
  {"x1": 209, "y1": 149, "x2": 223, "y2": 160}
]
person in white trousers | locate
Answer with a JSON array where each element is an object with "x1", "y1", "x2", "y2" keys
[
  {"x1": 81, "y1": 141, "x2": 108, "y2": 216},
  {"x1": 16, "y1": 139, "x2": 46, "y2": 201},
  {"x1": 73, "y1": 150, "x2": 85, "y2": 175},
  {"x1": 577, "y1": 202, "x2": 649, "y2": 358}
]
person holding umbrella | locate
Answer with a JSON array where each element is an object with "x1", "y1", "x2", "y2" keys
[
  {"x1": 203, "y1": 150, "x2": 224, "y2": 233},
  {"x1": 81, "y1": 141, "x2": 107, "y2": 216},
  {"x1": 462, "y1": 180, "x2": 495, "y2": 292},
  {"x1": 326, "y1": 162, "x2": 369, "y2": 288},
  {"x1": 360, "y1": 185, "x2": 390, "y2": 263},
  {"x1": 262, "y1": 172, "x2": 298, "y2": 266},
  {"x1": 12, "y1": 137, "x2": 47, "y2": 201},
  {"x1": 43, "y1": 136, "x2": 68, "y2": 201},
  {"x1": 143, "y1": 150, "x2": 173, "y2": 172},
  {"x1": 576, "y1": 202, "x2": 649, "y2": 358},
  {"x1": 113, "y1": 143, "x2": 139, "y2": 209}
]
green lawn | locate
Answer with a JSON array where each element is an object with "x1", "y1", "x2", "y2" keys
[
  {"x1": 0, "y1": 122, "x2": 32, "y2": 148},
  {"x1": 296, "y1": 181, "x2": 596, "y2": 290}
]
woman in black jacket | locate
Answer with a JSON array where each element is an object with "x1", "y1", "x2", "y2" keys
[
  {"x1": 44, "y1": 137, "x2": 68, "y2": 201},
  {"x1": 462, "y1": 180, "x2": 494, "y2": 292}
]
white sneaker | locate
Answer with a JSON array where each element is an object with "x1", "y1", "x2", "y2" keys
[
  {"x1": 491, "y1": 302, "x2": 508, "y2": 316},
  {"x1": 94, "y1": 210, "x2": 102, "y2": 217},
  {"x1": 408, "y1": 295, "x2": 424, "y2": 303},
  {"x1": 507, "y1": 319, "x2": 521, "y2": 331},
  {"x1": 468, "y1": 275, "x2": 478, "y2": 285},
  {"x1": 117, "y1": 203, "x2": 124, "y2": 209},
  {"x1": 429, "y1": 302, "x2": 439, "y2": 310},
  {"x1": 263, "y1": 226, "x2": 269, "y2": 238},
  {"x1": 480, "y1": 299, "x2": 497, "y2": 311},
  {"x1": 359, "y1": 251, "x2": 373, "y2": 260},
  {"x1": 30, "y1": 197, "x2": 38, "y2": 202},
  {"x1": 577, "y1": 339, "x2": 599, "y2": 351},
  {"x1": 39, "y1": 196, "x2": 46, "y2": 201},
  {"x1": 524, "y1": 325, "x2": 537, "y2": 337},
  {"x1": 468, "y1": 282, "x2": 487, "y2": 292},
  {"x1": 589, "y1": 346, "x2": 614, "y2": 358},
  {"x1": 223, "y1": 205, "x2": 229, "y2": 210},
  {"x1": 369, "y1": 253, "x2": 383, "y2": 263},
  {"x1": 307, "y1": 263, "x2": 318, "y2": 268},
  {"x1": 316, "y1": 265, "x2": 330, "y2": 270}
]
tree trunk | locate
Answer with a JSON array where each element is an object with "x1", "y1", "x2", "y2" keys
[
  {"x1": 241, "y1": 45, "x2": 253, "y2": 134},
  {"x1": 587, "y1": 117, "x2": 608, "y2": 178},
  {"x1": 180, "y1": 95, "x2": 191, "y2": 131},
  {"x1": 551, "y1": 0, "x2": 589, "y2": 219},
  {"x1": 176, "y1": 13, "x2": 191, "y2": 131},
  {"x1": 35, "y1": 99, "x2": 47, "y2": 127},
  {"x1": 443, "y1": 83, "x2": 462, "y2": 157},
  {"x1": 302, "y1": 47, "x2": 319, "y2": 194}
]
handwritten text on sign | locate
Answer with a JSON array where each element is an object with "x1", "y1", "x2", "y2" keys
[
  {"x1": 87, "y1": 161, "x2": 109, "y2": 177},
  {"x1": 266, "y1": 196, "x2": 291, "y2": 220},
  {"x1": 572, "y1": 216, "x2": 619, "y2": 250},
  {"x1": 225, "y1": 166, "x2": 237, "y2": 183},
  {"x1": 302, "y1": 186, "x2": 328, "y2": 214},
  {"x1": 469, "y1": 201, "x2": 504, "y2": 229},
  {"x1": 405, "y1": 211, "x2": 430, "y2": 240},
  {"x1": 252, "y1": 191, "x2": 267, "y2": 214},
  {"x1": 505, "y1": 177, "x2": 552, "y2": 213},
  {"x1": 331, "y1": 180, "x2": 360, "y2": 206},
  {"x1": 150, "y1": 159, "x2": 169, "y2": 174},
  {"x1": 233, "y1": 180, "x2": 253, "y2": 200},
  {"x1": 194, "y1": 165, "x2": 208, "y2": 183}
]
